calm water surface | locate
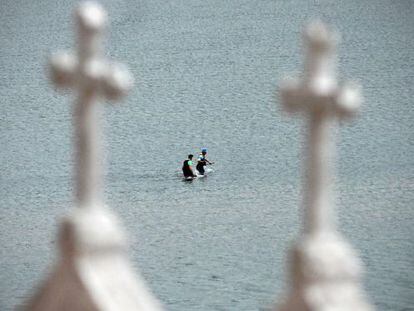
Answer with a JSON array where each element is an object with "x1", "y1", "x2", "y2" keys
[{"x1": 1, "y1": 0, "x2": 413, "y2": 310}]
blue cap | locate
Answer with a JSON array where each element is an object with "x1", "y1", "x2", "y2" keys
[{"x1": 201, "y1": 148, "x2": 207, "y2": 152}]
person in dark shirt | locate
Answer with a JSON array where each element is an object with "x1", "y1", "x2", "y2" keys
[
  {"x1": 182, "y1": 154, "x2": 196, "y2": 178},
  {"x1": 196, "y1": 148, "x2": 213, "y2": 175}
]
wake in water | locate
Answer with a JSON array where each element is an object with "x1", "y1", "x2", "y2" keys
[{"x1": 183, "y1": 166, "x2": 214, "y2": 182}]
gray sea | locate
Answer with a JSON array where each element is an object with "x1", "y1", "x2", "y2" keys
[{"x1": 1, "y1": 0, "x2": 413, "y2": 310}]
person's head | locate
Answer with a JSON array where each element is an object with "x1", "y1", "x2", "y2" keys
[
  {"x1": 188, "y1": 154, "x2": 193, "y2": 160},
  {"x1": 201, "y1": 148, "x2": 207, "y2": 155}
]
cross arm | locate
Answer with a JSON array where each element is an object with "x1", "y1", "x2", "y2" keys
[
  {"x1": 50, "y1": 52, "x2": 77, "y2": 89},
  {"x1": 280, "y1": 76, "x2": 361, "y2": 117},
  {"x1": 101, "y1": 63, "x2": 134, "y2": 101},
  {"x1": 333, "y1": 82, "x2": 361, "y2": 118},
  {"x1": 280, "y1": 77, "x2": 308, "y2": 113},
  {"x1": 64, "y1": 57, "x2": 133, "y2": 101}
]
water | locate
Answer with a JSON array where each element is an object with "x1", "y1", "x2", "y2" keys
[{"x1": 1, "y1": 0, "x2": 413, "y2": 310}]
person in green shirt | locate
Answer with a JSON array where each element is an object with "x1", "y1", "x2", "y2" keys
[{"x1": 182, "y1": 154, "x2": 196, "y2": 178}]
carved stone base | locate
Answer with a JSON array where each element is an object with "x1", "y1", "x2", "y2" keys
[
  {"x1": 277, "y1": 232, "x2": 373, "y2": 311},
  {"x1": 26, "y1": 206, "x2": 162, "y2": 311}
]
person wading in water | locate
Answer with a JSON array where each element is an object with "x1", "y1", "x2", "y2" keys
[
  {"x1": 182, "y1": 154, "x2": 196, "y2": 179},
  {"x1": 196, "y1": 148, "x2": 213, "y2": 176}
]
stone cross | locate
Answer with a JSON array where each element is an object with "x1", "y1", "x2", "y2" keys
[
  {"x1": 276, "y1": 21, "x2": 373, "y2": 310},
  {"x1": 26, "y1": 3, "x2": 161, "y2": 310},
  {"x1": 280, "y1": 21, "x2": 361, "y2": 235},
  {"x1": 50, "y1": 1, "x2": 133, "y2": 208}
]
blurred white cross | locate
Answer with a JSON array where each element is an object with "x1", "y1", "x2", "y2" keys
[
  {"x1": 49, "y1": 2, "x2": 133, "y2": 207},
  {"x1": 276, "y1": 21, "x2": 373, "y2": 311},
  {"x1": 280, "y1": 21, "x2": 361, "y2": 234},
  {"x1": 26, "y1": 4, "x2": 162, "y2": 310}
]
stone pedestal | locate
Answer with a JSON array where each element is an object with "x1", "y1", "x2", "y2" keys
[
  {"x1": 27, "y1": 206, "x2": 162, "y2": 311},
  {"x1": 278, "y1": 232, "x2": 372, "y2": 310}
]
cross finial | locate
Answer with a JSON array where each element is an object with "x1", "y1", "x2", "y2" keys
[
  {"x1": 49, "y1": 1, "x2": 133, "y2": 208},
  {"x1": 25, "y1": 4, "x2": 162, "y2": 310},
  {"x1": 280, "y1": 21, "x2": 361, "y2": 234},
  {"x1": 281, "y1": 21, "x2": 361, "y2": 118},
  {"x1": 275, "y1": 21, "x2": 373, "y2": 311}
]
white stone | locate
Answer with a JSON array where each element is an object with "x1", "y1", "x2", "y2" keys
[
  {"x1": 47, "y1": 1, "x2": 134, "y2": 208},
  {"x1": 276, "y1": 21, "x2": 373, "y2": 311},
  {"x1": 25, "y1": 2, "x2": 161, "y2": 310}
]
